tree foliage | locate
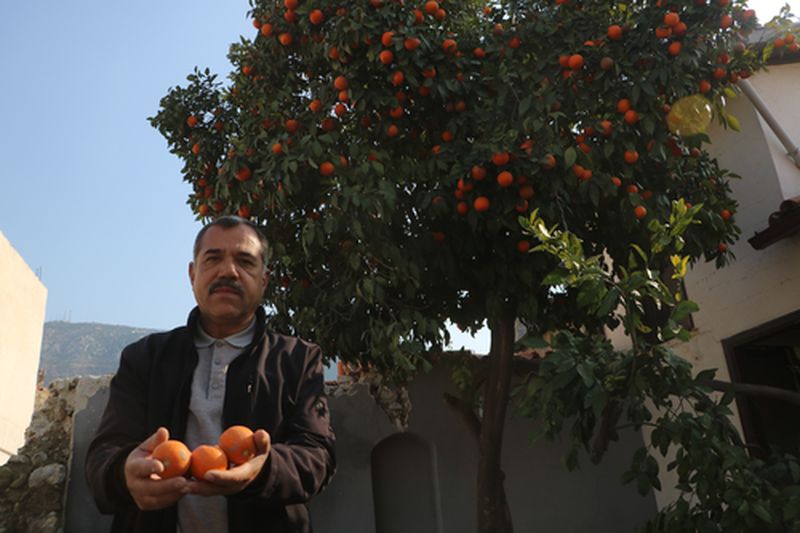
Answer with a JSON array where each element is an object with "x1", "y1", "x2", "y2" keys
[
  {"x1": 519, "y1": 205, "x2": 800, "y2": 531},
  {"x1": 150, "y1": 0, "x2": 799, "y2": 530}
]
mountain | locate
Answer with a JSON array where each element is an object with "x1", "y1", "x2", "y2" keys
[
  {"x1": 39, "y1": 321, "x2": 159, "y2": 385},
  {"x1": 39, "y1": 321, "x2": 339, "y2": 385}
]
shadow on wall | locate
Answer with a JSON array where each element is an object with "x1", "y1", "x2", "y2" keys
[{"x1": 66, "y1": 366, "x2": 656, "y2": 532}]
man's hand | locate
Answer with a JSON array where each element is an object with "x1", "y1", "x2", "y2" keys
[
  {"x1": 124, "y1": 427, "x2": 189, "y2": 510},
  {"x1": 186, "y1": 429, "x2": 271, "y2": 497}
]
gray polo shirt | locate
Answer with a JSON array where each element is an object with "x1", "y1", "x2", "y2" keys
[{"x1": 177, "y1": 319, "x2": 256, "y2": 533}]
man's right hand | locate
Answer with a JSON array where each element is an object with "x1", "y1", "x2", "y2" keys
[{"x1": 124, "y1": 427, "x2": 188, "y2": 510}]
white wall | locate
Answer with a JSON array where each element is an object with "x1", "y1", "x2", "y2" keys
[
  {"x1": 749, "y1": 63, "x2": 800, "y2": 200},
  {"x1": 677, "y1": 62, "x2": 800, "y2": 381},
  {"x1": 0, "y1": 231, "x2": 48, "y2": 464}
]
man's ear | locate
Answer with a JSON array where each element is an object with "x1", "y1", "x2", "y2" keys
[{"x1": 189, "y1": 262, "x2": 195, "y2": 284}]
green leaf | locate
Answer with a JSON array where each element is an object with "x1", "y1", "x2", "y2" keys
[
  {"x1": 752, "y1": 503, "x2": 773, "y2": 524},
  {"x1": 564, "y1": 147, "x2": 577, "y2": 168}
]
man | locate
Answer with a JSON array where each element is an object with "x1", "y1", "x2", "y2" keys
[{"x1": 86, "y1": 216, "x2": 335, "y2": 533}]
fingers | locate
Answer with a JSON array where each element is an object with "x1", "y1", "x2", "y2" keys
[
  {"x1": 141, "y1": 427, "x2": 169, "y2": 454},
  {"x1": 129, "y1": 476, "x2": 188, "y2": 510},
  {"x1": 124, "y1": 428, "x2": 187, "y2": 511},
  {"x1": 253, "y1": 429, "x2": 271, "y2": 455}
]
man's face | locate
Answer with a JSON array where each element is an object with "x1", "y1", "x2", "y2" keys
[{"x1": 189, "y1": 224, "x2": 268, "y2": 335}]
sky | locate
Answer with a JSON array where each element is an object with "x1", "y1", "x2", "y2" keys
[{"x1": 0, "y1": 0, "x2": 790, "y2": 355}]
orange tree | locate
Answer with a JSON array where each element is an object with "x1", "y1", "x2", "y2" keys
[{"x1": 150, "y1": 1, "x2": 797, "y2": 531}]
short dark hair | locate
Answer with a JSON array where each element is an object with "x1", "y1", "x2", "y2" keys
[{"x1": 193, "y1": 216, "x2": 270, "y2": 270}]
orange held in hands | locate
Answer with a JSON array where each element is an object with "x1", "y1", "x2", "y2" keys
[
  {"x1": 190, "y1": 445, "x2": 228, "y2": 480},
  {"x1": 152, "y1": 440, "x2": 191, "y2": 479},
  {"x1": 219, "y1": 425, "x2": 258, "y2": 465}
]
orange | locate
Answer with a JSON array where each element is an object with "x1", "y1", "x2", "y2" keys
[
  {"x1": 404, "y1": 37, "x2": 421, "y2": 50},
  {"x1": 624, "y1": 110, "x2": 639, "y2": 125},
  {"x1": 456, "y1": 201, "x2": 469, "y2": 215},
  {"x1": 664, "y1": 12, "x2": 680, "y2": 27},
  {"x1": 424, "y1": 0, "x2": 439, "y2": 15},
  {"x1": 473, "y1": 47, "x2": 486, "y2": 59},
  {"x1": 516, "y1": 240, "x2": 531, "y2": 253},
  {"x1": 607, "y1": 25, "x2": 623, "y2": 41},
  {"x1": 720, "y1": 209, "x2": 732, "y2": 221},
  {"x1": 271, "y1": 143, "x2": 283, "y2": 155},
  {"x1": 492, "y1": 152, "x2": 510, "y2": 166},
  {"x1": 624, "y1": 150, "x2": 639, "y2": 164},
  {"x1": 568, "y1": 54, "x2": 584, "y2": 70},
  {"x1": 471, "y1": 165, "x2": 487, "y2": 180},
  {"x1": 219, "y1": 426, "x2": 257, "y2": 465},
  {"x1": 698, "y1": 80, "x2": 711, "y2": 94},
  {"x1": 237, "y1": 206, "x2": 250, "y2": 218},
  {"x1": 668, "y1": 41, "x2": 681, "y2": 56},
  {"x1": 473, "y1": 196, "x2": 490, "y2": 212},
  {"x1": 260, "y1": 23, "x2": 273, "y2": 37},
  {"x1": 379, "y1": 50, "x2": 394, "y2": 65},
  {"x1": 386, "y1": 124, "x2": 399, "y2": 137},
  {"x1": 391, "y1": 71, "x2": 404, "y2": 87},
  {"x1": 616, "y1": 98, "x2": 631, "y2": 113},
  {"x1": 309, "y1": 99, "x2": 323, "y2": 113},
  {"x1": 497, "y1": 171, "x2": 513, "y2": 187},
  {"x1": 236, "y1": 167, "x2": 252, "y2": 182},
  {"x1": 518, "y1": 184, "x2": 534, "y2": 199},
  {"x1": 285, "y1": 119, "x2": 299, "y2": 133},
  {"x1": 152, "y1": 440, "x2": 191, "y2": 479},
  {"x1": 634, "y1": 205, "x2": 647, "y2": 219},
  {"x1": 186, "y1": 115, "x2": 198, "y2": 128},
  {"x1": 442, "y1": 39, "x2": 457, "y2": 53},
  {"x1": 190, "y1": 445, "x2": 228, "y2": 480},
  {"x1": 319, "y1": 161, "x2": 335, "y2": 176},
  {"x1": 191, "y1": 143, "x2": 201, "y2": 155},
  {"x1": 278, "y1": 32, "x2": 293, "y2": 46},
  {"x1": 381, "y1": 31, "x2": 394, "y2": 47},
  {"x1": 334, "y1": 75, "x2": 348, "y2": 90},
  {"x1": 309, "y1": 9, "x2": 324, "y2": 25}
]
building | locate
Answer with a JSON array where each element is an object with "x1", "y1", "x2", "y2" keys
[{"x1": 0, "y1": 231, "x2": 48, "y2": 464}]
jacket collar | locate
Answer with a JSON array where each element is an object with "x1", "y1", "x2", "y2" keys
[{"x1": 186, "y1": 306, "x2": 267, "y2": 349}]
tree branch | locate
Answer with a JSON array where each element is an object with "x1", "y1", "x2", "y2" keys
[{"x1": 707, "y1": 379, "x2": 800, "y2": 407}]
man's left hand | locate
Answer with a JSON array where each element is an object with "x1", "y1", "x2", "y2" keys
[{"x1": 186, "y1": 429, "x2": 271, "y2": 496}]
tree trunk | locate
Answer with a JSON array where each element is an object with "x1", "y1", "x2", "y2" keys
[{"x1": 477, "y1": 306, "x2": 516, "y2": 533}]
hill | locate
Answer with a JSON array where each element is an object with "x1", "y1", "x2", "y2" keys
[{"x1": 39, "y1": 321, "x2": 159, "y2": 384}]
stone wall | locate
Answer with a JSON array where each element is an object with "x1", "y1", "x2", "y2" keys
[
  {"x1": 1, "y1": 369, "x2": 656, "y2": 533},
  {"x1": 0, "y1": 376, "x2": 109, "y2": 533}
]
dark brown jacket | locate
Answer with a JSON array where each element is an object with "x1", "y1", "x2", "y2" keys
[{"x1": 85, "y1": 307, "x2": 336, "y2": 532}]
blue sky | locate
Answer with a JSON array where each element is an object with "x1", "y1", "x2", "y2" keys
[{"x1": 0, "y1": 0, "x2": 787, "y2": 353}]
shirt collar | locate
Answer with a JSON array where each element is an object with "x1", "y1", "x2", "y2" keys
[{"x1": 193, "y1": 316, "x2": 257, "y2": 348}]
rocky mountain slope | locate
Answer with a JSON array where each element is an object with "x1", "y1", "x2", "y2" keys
[{"x1": 39, "y1": 321, "x2": 159, "y2": 384}]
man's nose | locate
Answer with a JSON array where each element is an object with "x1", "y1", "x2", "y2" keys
[{"x1": 219, "y1": 257, "x2": 239, "y2": 277}]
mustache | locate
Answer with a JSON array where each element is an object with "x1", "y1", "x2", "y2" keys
[{"x1": 209, "y1": 278, "x2": 244, "y2": 296}]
